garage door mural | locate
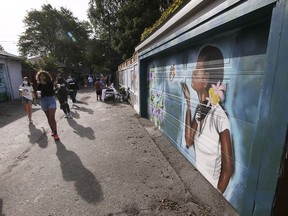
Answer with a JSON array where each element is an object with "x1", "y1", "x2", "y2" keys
[
  {"x1": 146, "y1": 20, "x2": 270, "y2": 209},
  {"x1": 0, "y1": 64, "x2": 8, "y2": 102}
]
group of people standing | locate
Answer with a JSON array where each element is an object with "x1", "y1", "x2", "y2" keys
[{"x1": 19, "y1": 71, "x2": 79, "y2": 141}]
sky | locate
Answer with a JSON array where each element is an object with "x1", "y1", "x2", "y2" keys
[{"x1": 0, "y1": 0, "x2": 90, "y2": 56}]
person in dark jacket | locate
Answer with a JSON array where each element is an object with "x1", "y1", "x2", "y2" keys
[
  {"x1": 55, "y1": 74, "x2": 72, "y2": 119},
  {"x1": 67, "y1": 75, "x2": 79, "y2": 103}
]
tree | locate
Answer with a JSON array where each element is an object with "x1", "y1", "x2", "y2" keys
[
  {"x1": 113, "y1": 0, "x2": 166, "y2": 60},
  {"x1": 88, "y1": 0, "x2": 173, "y2": 65},
  {"x1": 0, "y1": 44, "x2": 4, "y2": 51},
  {"x1": 18, "y1": 4, "x2": 91, "y2": 68},
  {"x1": 85, "y1": 38, "x2": 108, "y2": 73},
  {"x1": 88, "y1": 0, "x2": 123, "y2": 71},
  {"x1": 159, "y1": 0, "x2": 175, "y2": 12}
]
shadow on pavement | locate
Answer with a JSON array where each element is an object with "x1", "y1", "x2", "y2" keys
[
  {"x1": 56, "y1": 142, "x2": 103, "y2": 204},
  {"x1": 0, "y1": 100, "x2": 40, "y2": 128},
  {"x1": 70, "y1": 110, "x2": 80, "y2": 119},
  {"x1": 72, "y1": 104, "x2": 94, "y2": 114},
  {"x1": 76, "y1": 93, "x2": 91, "y2": 105},
  {"x1": 0, "y1": 198, "x2": 5, "y2": 216},
  {"x1": 76, "y1": 88, "x2": 93, "y2": 94},
  {"x1": 76, "y1": 100, "x2": 89, "y2": 105},
  {"x1": 28, "y1": 124, "x2": 48, "y2": 148},
  {"x1": 67, "y1": 119, "x2": 95, "y2": 140},
  {"x1": 103, "y1": 99, "x2": 130, "y2": 108}
]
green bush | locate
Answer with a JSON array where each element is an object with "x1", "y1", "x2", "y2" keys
[{"x1": 141, "y1": 0, "x2": 187, "y2": 41}]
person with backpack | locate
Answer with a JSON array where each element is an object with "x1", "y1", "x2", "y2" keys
[
  {"x1": 55, "y1": 74, "x2": 72, "y2": 119},
  {"x1": 67, "y1": 75, "x2": 79, "y2": 104}
]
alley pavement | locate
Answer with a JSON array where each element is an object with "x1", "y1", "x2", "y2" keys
[{"x1": 0, "y1": 88, "x2": 238, "y2": 216}]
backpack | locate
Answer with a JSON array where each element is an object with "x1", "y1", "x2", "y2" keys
[{"x1": 57, "y1": 83, "x2": 69, "y2": 96}]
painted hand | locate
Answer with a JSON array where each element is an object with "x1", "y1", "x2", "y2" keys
[{"x1": 180, "y1": 81, "x2": 190, "y2": 101}]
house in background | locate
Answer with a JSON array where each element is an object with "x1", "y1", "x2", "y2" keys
[{"x1": 0, "y1": 50, "x2": 23, "y2": 102}]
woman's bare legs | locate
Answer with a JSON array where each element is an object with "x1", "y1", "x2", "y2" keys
[
  {"x1": 44, "y1": 108, "x2": 57, "y2": 134},
  {"x1": 24, "y1": 103, "x2": 32, "y2": 122}
]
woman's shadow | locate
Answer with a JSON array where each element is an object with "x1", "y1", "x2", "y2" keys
[
  {"x1": 28, "y1": 124, "x2": 48, "y2": 148},
  {"x1": 56, "y1": 142, "x2": 103, "y2": 203}
]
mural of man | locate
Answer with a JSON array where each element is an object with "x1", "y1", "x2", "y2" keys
[{"x1": 181, "y1": 45, "x2": 233, "y2": 193}]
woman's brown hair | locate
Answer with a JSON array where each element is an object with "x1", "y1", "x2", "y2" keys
[{"x1": 35, "y1": 70, "x2": 53, "y2": 83}]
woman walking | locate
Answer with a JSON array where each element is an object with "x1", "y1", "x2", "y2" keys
[
  {"x1": 19, "y1": 77, "x2": 36, "y2": 124},
  {"x1": 36, "y1": 70, "x2": 60, "y2": 141}
]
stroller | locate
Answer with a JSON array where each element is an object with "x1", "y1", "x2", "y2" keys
[{"x1": 104, "y1": 88, "x2": 115, "y2": 100}]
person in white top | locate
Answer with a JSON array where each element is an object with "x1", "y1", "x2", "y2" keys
[
  {"x1": 88, "y1": 75, "x2": 94, "y2": 88},
  {"x1": 181, "y1": 45, "x2": 233, "y2": 193},
  {"x1": 19, "y1": 77, "x2": 36, "y2": 124}
]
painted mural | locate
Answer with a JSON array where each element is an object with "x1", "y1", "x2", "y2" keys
[
  {"x1": 130, "y1": 64, "x2": 140, "y2": 113},
  {"x1": 118, "y1": 62, "x2": 140, "y2": 113},
  {"x1": 148, "y1": 67, "x2": 164, "y2": 128},
  {"x1": 147, "y1": 21, "x2": 270, "y2": 210},
  {"x1": 0, "y1": 64, "x2": 8, "y2": 102},
  {"x1": 181, "y1": 45, "x2": 233, "y2": 194}
]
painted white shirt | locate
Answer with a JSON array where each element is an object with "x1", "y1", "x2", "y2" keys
[
  {"x1": 194, "y1": 105, "x2": 230, "y2": 188},
  {"x1": 19, "y1": 85, "x2": 34, "y2": 101}
]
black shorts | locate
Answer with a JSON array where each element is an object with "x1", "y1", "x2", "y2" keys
[{"x1": 96, "y1": 90, "x2": 102, "y2": 95}]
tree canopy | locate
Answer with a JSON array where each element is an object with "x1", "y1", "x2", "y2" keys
[
  {"x1": 18, "y1": 1, "x2": 175, "y2": 74},
  {"x1": 88, "y1": 0, "x2": 173, "y2": 61},
  {"x1": 18, "y1": 4, "x2": 91, "y2": 68}
]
